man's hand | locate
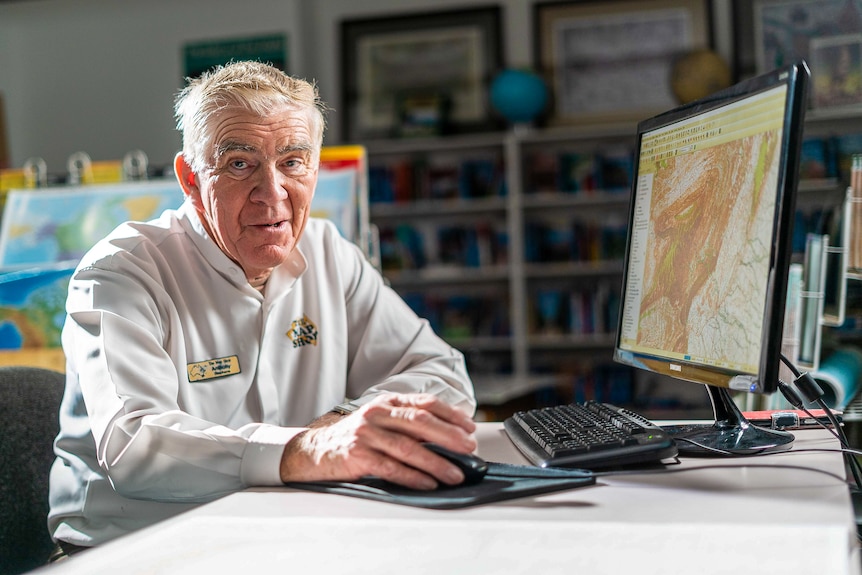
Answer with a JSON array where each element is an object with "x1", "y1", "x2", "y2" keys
[{"x1": 279, "y1": 393, "x2": 477, "y2": 490}]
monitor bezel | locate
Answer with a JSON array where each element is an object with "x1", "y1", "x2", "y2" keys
[{"x1": 613, "y1": 61, "x2": 810, "y2": 396}]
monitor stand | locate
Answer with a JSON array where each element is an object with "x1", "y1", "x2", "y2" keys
[{"x1": 661, "y1": 384, "x2": 794, "y2": 456}]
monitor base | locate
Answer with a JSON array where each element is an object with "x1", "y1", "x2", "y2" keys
[{"x1": 661, "y1": 384, "x2": 795, "y2": 456}]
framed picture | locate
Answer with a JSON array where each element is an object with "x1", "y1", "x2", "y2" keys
[
  {"x1": 340, "y1": 7, "x2": 502, "y2": 141},
  {"x1": 751, "y1": 0, "x2": 862, "y2": 76},
  {"x1": 533, "y1": 0, "x2": 711, "y2": 125},
  {"x1": 810, "y1": 34, "x2": 862, "y2": 110}
]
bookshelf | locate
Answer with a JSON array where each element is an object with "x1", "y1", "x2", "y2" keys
[{"x1": 365, "y1": 122, "x2": 639, "y2": 415}]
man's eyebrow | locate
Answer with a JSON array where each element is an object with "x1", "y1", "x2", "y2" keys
[
  {"x1": 277, "y1": 143, "x2": 314, "y2": 155},
  {"x1": 215, "y1": 141, "x2": 258, "y2": 156}
]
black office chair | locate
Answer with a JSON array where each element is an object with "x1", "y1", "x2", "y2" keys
[{"x1": 0, "y1": 365, "x2": 65, "y2": 575}]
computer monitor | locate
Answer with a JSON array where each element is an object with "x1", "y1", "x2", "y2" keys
[{"x1": 613, "y1": 61, "x2": 810, "y2": 455}]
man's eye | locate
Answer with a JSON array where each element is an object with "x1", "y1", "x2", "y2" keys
[
  {"x1": 284, "y1": 158, "x2": 308, "y2": 173},
  {"x1": 231, "y1": 159, "x2": 249, "y2": 170}
]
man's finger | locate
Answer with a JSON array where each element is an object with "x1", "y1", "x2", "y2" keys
[
  {"x1": 359, "y1": 399, "x2": 477, "y2": 454},
  {"x1": 389, "y1": 393, "x2": 477, "y2": 432},
  {"x1": 363, "y1": 430, "x2": 466, "y2": 488}
]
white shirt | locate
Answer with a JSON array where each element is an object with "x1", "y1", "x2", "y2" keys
[{"x1": 49, "y1": 201, "x2": 476, "y2": 546}]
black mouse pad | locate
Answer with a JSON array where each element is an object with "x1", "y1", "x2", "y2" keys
[{"x1": 284, "y1": 462, "x2": 595, "y2": 509}]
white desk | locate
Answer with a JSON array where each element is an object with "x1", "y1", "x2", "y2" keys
[{"x1": 43, "y1": 423, "x2": 861, "y2": 575}]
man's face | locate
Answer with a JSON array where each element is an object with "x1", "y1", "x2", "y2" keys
[{"x1": 187, "y1": 105, "x2": 319, "y2": 283}]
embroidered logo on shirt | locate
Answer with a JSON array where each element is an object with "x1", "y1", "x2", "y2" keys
[
  {"x1": 287, "y1": 314, "x2": 318, "y2": 348},
  {"x1": 187, "y1": 355, "x2": 241, "y2": 382}
]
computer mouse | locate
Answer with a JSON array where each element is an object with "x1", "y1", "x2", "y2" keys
[{"x1": 422, "y1": 442, "x2": 489, "y2": 486}]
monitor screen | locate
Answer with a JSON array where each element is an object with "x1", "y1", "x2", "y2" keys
[{"x1": 613, "y1": 61, "x2": 810, "y2": 454}]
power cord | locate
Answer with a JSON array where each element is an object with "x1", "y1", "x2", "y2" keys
[{"x1": 778, "y1": 352, "x2": 862, "y2": 492}]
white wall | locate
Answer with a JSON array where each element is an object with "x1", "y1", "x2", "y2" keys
[{"x1": 0, "y1": 0, "x2": 734, "y2": 174}]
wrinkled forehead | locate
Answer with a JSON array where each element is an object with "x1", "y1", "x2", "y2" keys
[{"x1": 206, "y1": 104, "x2": 321, "y2": 163}]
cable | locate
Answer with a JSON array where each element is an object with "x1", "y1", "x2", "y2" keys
[
  {"x1": 774, "y1": 353, "x2": 862, "y2": 490},
  {"x1": 777, "y1": 379, "x2": 847, "y2": 445},
  {"x1": 673, "y1": 435, "x2": 780, "y2": 456},
  {"x1": 780, "y1": 352, "x2": 803, "y2": 378},
  {"x1": 813, "y1": 397, "x2": 862, "y2": 489},
  {"x1": 778, "y1": 379, "x2": 862, "y2": 490}
]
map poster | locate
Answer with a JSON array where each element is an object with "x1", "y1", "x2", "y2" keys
[
  {"x1": 0, "y1": 260, "x2": 76, "y2": 349},
  {"x1": 0, "y1": 180, "x2": 184, "y2": 268},
  {"x1": 311, "y1": 168, "x2": 358, "y2": 243}
]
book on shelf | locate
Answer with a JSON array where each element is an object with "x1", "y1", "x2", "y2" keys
[
  {"x1": 527, "y1": 282, "x2": 620, "y2": 337},
  {"x1": 524, "y1": 151, "x2": 559, "y2": 194},
  {"x1": 599, "y1": 219, "x2": 628, "y2": 259},
  {"x1": 571, "y1": 222, "x2": 600, "y2": 261},
  {"x1": 378, "y1": 225, "x2": 425, "y2": 271},
  {"x1": 568, "y1": 365, "x2": 634, "y2": 405},
  {"x1": 368, "y1": 153, "x2": 505, "y2": 204},
  {"x1": 800, "y1": 136, "x2": 837, "y2": 180},
  {"x1": 459, "y1": 158, "x2": 505, "y2": 198},
  {"x1": 369, "y1": 165, "x2": 396, "y2": 203},
  {"x1": 425, "y1": 162, "x2": 460, "y2": 200},
  {"x1": 533, "y1": 289, "x2": 565, "y2": 334},
  {"x1": 568, "y1": 290, "x2": 589, "y2": 335},
  {"x1": 368, "y1": 161, "x2": 415, "y2": 203},
  {"x1": 524, "y1": 148, "x2": 635, "y2": 195},
  {"x1": 795, "y1": 131, "x2": 862, "y2": 184},
  {"x1": 400, "y1": 292, "x2": 510, "y2": 342},
  {"x1": 379, "y1": 221, "x2": 507, "y2": 271},
  {"x1": 524, "y1": 220, "x2": 628, "y2": 264},
  {"x1": 833, "y1": 132, "x2": 862, "y2": 182},
  {"x1": 558, "y1": 152, "x2": 599, "y2": 193},
  {"x1": 597, "y1": 148, "x2": 634, "y2": 194}
]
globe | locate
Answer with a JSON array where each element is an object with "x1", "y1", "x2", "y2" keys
[
  {"x1": 490, "y1": 69, "x2": 549, "y2": 125},
  {"x1": 670, "y1": 49, "x2": 732, "y2": 104}
]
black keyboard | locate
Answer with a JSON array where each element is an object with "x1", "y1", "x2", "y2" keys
[{"x1": 503, "y1": 401, "x2": 678, "y2": 469}]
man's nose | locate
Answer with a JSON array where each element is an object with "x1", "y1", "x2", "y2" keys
[{"x1": 250, "y1": 165, "x2": 289, "y2": 203}]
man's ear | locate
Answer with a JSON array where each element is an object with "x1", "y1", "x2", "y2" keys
[{"x1": 174, "y1": 153, "x2": 198, "y2": 198}]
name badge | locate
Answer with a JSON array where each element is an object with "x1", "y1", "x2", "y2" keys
[{"x1": 187, "y1": 355, "x2": 241, "y2": 382}]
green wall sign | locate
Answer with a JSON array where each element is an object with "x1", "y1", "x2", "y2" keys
[{"x1": 183, "y1": 33, "x2": 287, "y2": 79}]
